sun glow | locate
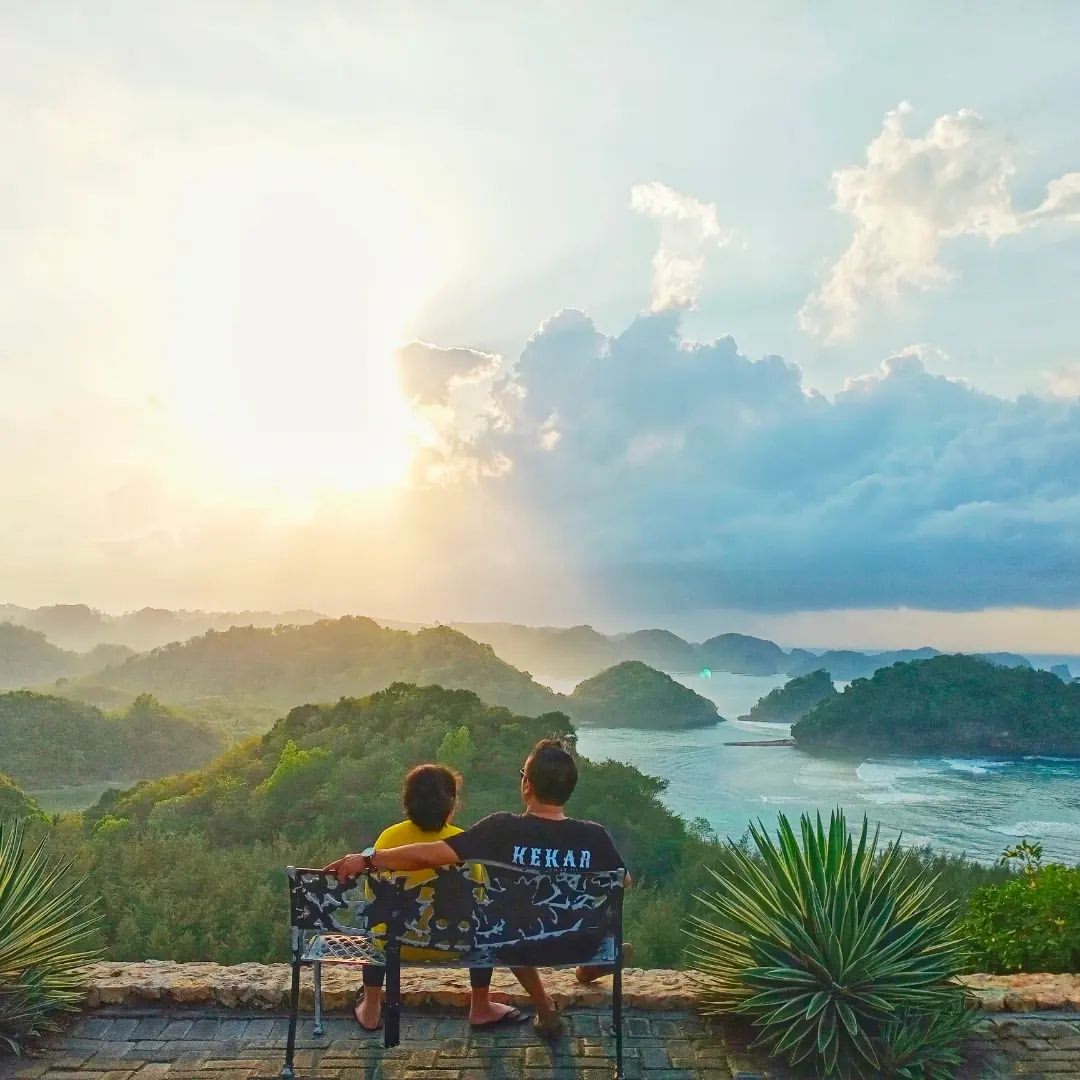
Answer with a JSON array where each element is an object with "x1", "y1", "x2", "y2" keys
[{"x1": 163, "y1": 160, "x2": 443, "y2": 500}]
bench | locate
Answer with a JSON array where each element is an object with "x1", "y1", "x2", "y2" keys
[{"x1": 284, "y1": 860, "x2": 627, "y2": 1078}]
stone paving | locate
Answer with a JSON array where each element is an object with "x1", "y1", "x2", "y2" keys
[{"x1": 4, "y1": 1006, "x2": 1080, "y2": 1079}]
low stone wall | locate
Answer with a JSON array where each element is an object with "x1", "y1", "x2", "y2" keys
[{"x1": 81, "y1": 962, "x2": 1080, "y2": 1014}]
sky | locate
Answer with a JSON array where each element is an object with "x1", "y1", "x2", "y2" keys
[{"x1": 2, "y1": 2, "x2": 1080, "y2": 650}]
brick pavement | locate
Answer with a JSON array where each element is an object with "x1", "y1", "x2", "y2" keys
[{"x1": 3, "y1": 1007, "x2": 1080, "y2": 1079}]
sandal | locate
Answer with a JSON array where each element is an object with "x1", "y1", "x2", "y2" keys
[{"x1": 470, "y1": 1006, "x2": 532, "y2": 1029}]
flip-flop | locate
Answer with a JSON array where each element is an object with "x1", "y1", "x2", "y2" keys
[
  {"x1": 532, "y1": 1007, "x2": 565, "y2": 1040},
  {"x1": 353, "y1": 993, "x2": 383, "y2": 1033},
  {"x1": 470, "y1": 1007, "x2": 531, "y2": 1030}
]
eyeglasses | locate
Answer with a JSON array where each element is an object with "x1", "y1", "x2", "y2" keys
[{"x1": 519, "y1": 768, "x2": 526, "y2": 779}]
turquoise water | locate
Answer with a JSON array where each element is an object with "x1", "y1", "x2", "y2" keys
[{"x1": 546, "y1": 672, "x2": 1080, "y2": 864}]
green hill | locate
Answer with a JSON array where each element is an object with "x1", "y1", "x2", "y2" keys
[
  {"x1": 793, "y1": 655, "x2": 1080, "y2": 755},
  {"x1": 0, "y1": 771, "x2": 46, "y2": 821},
  {"x1": 62, "y1": 617, "x2": 565, "y2": 722},
  {"x1": 698, "y1": 633, "x2": 787, "y2": 675},
  {"x1": 0, "y1": 623, "x2": 80, "y2": 688},
  {"x1": 85, "y1": 682, "x2": 684, "y2": 871},
  {"x1": 0, "y1": 691, "x2": 224, "y2": 788},
  {"x1": 569, "y1": 661, "x2": 721, "y2": 729},
  {"x1": 740, "y1": 669, "x2": 837, "y2": 724}
]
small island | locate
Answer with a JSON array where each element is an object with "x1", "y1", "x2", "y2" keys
[
  {"x1": 739, "y1": 669, "x2": 837, "y2": 724},
  {"x1": 792, "y1": 654, "x2": 1080, "y2": 756},
  {"x1": 569, "y1": 660, "x2": 722, "y2": 729}
]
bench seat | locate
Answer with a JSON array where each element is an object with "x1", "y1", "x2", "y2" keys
[{"x1": 283, "y1": 861, "x2": 627, "y2": 1078}]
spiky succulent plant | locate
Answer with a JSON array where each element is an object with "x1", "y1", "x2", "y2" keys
[
  {"x1": 688, "y1": 810, "x2": 973, "y2": 1079},
  {"x1": 0, "y1": 819, "x2": 101, "y2": 1053}
]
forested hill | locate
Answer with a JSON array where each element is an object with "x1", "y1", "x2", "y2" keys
[
  {"x1": 793, "y1": 655, "x2": 1080, "y2": 755},
  {"x1": 569, "y1": 661, "x2": 721, "y2": 728},
  {"x1": 0, "y1": 691, "x2": 224, "y2": 789},
  {"x1": 86, "y1": 682, "x2": 684, "y2": 876},
  {"x1": 740, "y1": 669, "x2": 837, "y2": 724},
  {"x1": 0, "y1": 771, "x2": 45, "y2": 820},
  {"x1": 0, "y1": 622, "x2": 133, "y2": 690},
  {"x1": 62, "y1": 617, "x2": 565, "y2": 719}
]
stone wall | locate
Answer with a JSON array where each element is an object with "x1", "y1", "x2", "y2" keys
[{"x1": 82, "y1": 962, "x2": 1080, "y2": 1014}]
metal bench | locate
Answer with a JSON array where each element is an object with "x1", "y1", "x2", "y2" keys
[{"x1": 284, "y1": 860, "x2": 627, "y2": 1078}]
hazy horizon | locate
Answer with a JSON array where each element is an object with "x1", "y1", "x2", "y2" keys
[
  {"x1": 4, "y1": 4, "x2": 1079, "y2": 650},
  {"x1": 5, "y1": 597, "x2": 1080, "y2": 658}
]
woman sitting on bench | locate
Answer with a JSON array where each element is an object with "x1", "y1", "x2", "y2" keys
[{"x1": 353, "y1": 764, "x2": 530, "y2": 1032}]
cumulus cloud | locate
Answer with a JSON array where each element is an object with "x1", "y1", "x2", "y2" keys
[
  {"x1": 630, "y1": 181, "x2": 731, "y2": 311},
  {"x1": 419, "y1": 308, "x2": 1080, "y2": 614},
  {"x1": 396, "y1": 340, "x2": 517, "y2": 483},
  {"x1": 800, "y1": 104, "x2": 1080, "y2": 340}
]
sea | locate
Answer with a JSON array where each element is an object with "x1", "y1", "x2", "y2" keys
[{"x1": 540, "y1": 671, "x2": 1080, "y2": 865}]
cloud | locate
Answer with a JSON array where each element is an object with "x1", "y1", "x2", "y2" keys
[
  {"x1": 418, "y1": 309, "x2": 1080, "y2": 615},
  {"x1": 1048, "y1": 363, "x2": 1080, "y2": 398},
  {"x1": 800, "y1": 104, "x2": 1080, "y2": 340},
  {"x1": 396, "y1": 340, "x2": 517, "y2": 483},
  {"x1": 630, "y1": 182, "x2": 732, "y2": 311}
]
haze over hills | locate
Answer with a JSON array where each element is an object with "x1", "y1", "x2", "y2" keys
[
  {"x1": 58, "y1": 617, "x2": 564, "y2": 722},
  {"x1": 0, "y1": 623, "x2": 134, "y2": 690},
  {"x1": 3, "y1": 602, "x2": 1068, "y2": 684},
  {"x1": 451, "y1": 620, "x2": 1047, "y2": 681},
  {"x1": 0, "y1": 603, "x2": 324, "y2": 652},
  {"x1": 53, "y1": 617, "x2": 722, "y2": 733}
]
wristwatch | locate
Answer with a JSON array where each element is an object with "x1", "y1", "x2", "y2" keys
[{"x1": 358, "y1": 846, "x2": 377, "y2": 875}]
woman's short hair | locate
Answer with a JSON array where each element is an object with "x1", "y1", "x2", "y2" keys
[{"x1": 402, "y1": 763, "x2": 461, "y2": 832}]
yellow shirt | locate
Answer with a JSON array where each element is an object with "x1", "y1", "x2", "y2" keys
[
  {"x1": 368, "y1": 818, "x2": 478, "y2": 961},
  {"x1": 374, "y1": 819, "x2": 463, "y2": 849}
]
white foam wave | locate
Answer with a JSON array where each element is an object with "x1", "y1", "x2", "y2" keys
[
  {"x1": 855, "y1": 762, "x2": 936, "y2": 785},
  {"x1": 860, "y1": 790, "x2": 942, "y2": 805},
  {"x1": 942, "y1": 758, "x2": 1011, "y2": 775},
  {"x1": 989, "y1": 820, "x2": 1080, "y2": 841}
]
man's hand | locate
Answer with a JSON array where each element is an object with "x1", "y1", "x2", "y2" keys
[{"x1": 323, "y1": 853, "x2": 369, "y2": 884}]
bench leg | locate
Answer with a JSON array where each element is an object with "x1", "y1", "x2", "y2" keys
[
  {"x1": 282, "y1": 957, "x2": 301, "y2": 1078},
  {"x1": 612, "y1": 960, "x2": 624, "y2": 1080},
  {"x1": 384, "y1": 942, "x2": 401, "y2": 1049},
  {"x1": 312, "y1": 960, "x2": 324, "y2": 1036}
]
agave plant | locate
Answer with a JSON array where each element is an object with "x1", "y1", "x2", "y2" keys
[
  {"x1": 0, "y1": 819, "x2": 102, "y2": 1053},
  {"x1": 688, "y1": 810, "x2": 973, "y2": 1080}
]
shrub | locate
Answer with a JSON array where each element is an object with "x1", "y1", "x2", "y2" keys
[
  {"x1": 688, "y1": 810, "x2": 973, "y2": 1080},
  {"x1": 962, "y1": 860, "x2": 1080, "y2": 973},
  {"x1": 0, "y1": 819, "x2": 101, "y2": 1053}
]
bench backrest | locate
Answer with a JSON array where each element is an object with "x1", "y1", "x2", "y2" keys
[{"x1": 287, "y1": 861, "x2": 625, "y2": 962}]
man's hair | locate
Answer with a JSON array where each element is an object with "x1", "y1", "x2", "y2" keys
[
  {"x1": 524, "y1": 738, "x2": 578, "y2": 806},
  {"x1": 403, "y1": 764, "x2": 460, "y2": 832}
]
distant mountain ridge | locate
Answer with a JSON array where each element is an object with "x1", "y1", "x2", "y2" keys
[
  {"x1": 0, "y1": 603, "x2": 325, "y2": 652},
  {"x1": 0, "y1": 623, "x2": 133, "y2": 690},
  {"x1": 451, "y1": 621, "x2": 1038, "y2": 681}
]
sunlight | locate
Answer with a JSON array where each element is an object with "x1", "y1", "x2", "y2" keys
[{"x1": 163, "y1": 159, "x2": 442, "y2": 501}]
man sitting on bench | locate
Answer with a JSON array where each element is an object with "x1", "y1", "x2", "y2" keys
[{"x1": 326, "y1": 738, "x2": 629, "y2": 1037}]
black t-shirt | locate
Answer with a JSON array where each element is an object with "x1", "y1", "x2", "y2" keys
[{"x1": 444, "y1": 811, "x2": 625, "y2": 872}]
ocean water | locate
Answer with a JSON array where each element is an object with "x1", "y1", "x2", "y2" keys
[{"x1": 544, "y1": 671, "x2": 1080, "y2": 864}]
